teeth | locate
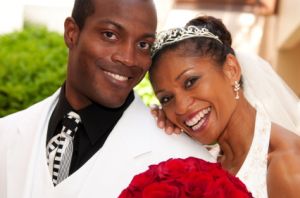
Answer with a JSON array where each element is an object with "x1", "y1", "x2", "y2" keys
[
  {"x1": 104, "y1": 71, "x2": 128, "y2": 82},
  {"x1": 192, "y1": 118, "x2": 206, "y2": 131},
  {"x1": 185, "y1": 107, "x2": 211, "y2": 127}
]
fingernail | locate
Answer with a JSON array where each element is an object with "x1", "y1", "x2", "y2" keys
[
  {"x1": 166, "y1": 127, "x2": 172, "y2": 133},
  {"x1": 158, "y1": 121, "x2": 164, "y2": 128},
  {"x1": 149, "y1": 104, "x2": 158, "y2": 109},
  {"x1": 165, "y1": 130, "x2": 172, "y2": 135}
]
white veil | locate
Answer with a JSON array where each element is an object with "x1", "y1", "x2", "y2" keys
[{"x1": 236, "y1": 51, "x2": 300, "y2": 135}]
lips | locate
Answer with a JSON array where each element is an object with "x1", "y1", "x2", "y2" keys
[
  {"x1": 184, "y1": 107, "x2": 211, "y2": 131},
  {"x1": 95, "y1": 59, "x2": 144, "y2": 89},
  {"x1": 101, "y1": 68, "x2": 135, "y2": 89},
  {"x1": 103, "y1": 70, "x2": 129, "y2": 82}
]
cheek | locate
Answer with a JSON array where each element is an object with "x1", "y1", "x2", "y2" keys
[
  {"x1": 164, "y1": 108, "x2": 181, "y2": 127},
  {"x1": 216, "y1": 83, "x2": 236, "y2": 107},
  {"x1": 75, "y1": 43, "x2": 110, "y2": 75},
  {"x1": 135, "y1": 53, "x2": 152, "y2": 73},
  {"x1": 74, "y1": 42, "x2": 96, "y2": 68},
  {"x1": 78, "y1": 34, "x2": 111, "y2": 61}
]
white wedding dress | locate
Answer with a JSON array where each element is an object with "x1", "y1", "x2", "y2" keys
[
  {"x1": 234, "y1": 51, "x2": 300, "y2": 197},
  {"x1": 236, "y1": 103, "x2": 271, "y2": 198},
  {"x1": 215, "y1": 52, "x2": 300, "y2": 198},
  {"x1": 207, "y1": 103, "x2": 270, "y2": 198}
]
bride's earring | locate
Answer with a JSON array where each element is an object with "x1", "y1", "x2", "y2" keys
[{"x1": 234, "y1": 81, "x2": 240, "y2": 100}]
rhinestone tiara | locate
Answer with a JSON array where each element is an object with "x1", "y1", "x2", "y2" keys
[{"x1": 151, "y1": 26, "x2": 222, "y2": 57}]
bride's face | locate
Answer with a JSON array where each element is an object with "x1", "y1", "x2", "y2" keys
[{"x1": 151, "y1": 50, "x2": 237, "y2": 144}]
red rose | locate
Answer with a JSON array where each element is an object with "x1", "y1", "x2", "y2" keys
[
  {"x1": 130, "y1": 166, "x2": 158, "y2": 189},
  {"x1": 142, "y1": 182, "x2": 181, "y2": 198},
  {"x1": 180, "y1": 172, "x2": 214, "y2": 197},
  {"x1": 204, "y1": 174, "x2": 250, "y2": 198},
  {"x1": 156, "y1": 158, "x2": 190, "y2": 179},
  {"x1": 119, "y1": 157, "x2": 253, "y2": 198}
]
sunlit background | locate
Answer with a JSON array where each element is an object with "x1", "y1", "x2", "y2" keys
[{"x1": 0, "y1": 0, "x2": 299, "y2": 114}]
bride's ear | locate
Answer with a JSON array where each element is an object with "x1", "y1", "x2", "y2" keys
[{"x1": 223, "y1": 53, "x2": 241, "y2": 84}]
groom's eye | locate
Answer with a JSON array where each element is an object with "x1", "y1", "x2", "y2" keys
[
  {"x1": 138, "y1": 41, "x2": 151, "y2": 50},
  {"x1": 102, "y1": 31, "x2": 118, "y2": 41}
]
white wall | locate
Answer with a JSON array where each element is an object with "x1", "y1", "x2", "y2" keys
[
  {"x1": 0, "y1": 0, "x2": 24, "y2": 34},
  {"x1": 24, "y1": 4, "x2": 72, "y2": 33},
  {"x1": 0, "y1": 0, "x2": 176, "y2": 34},
  {"x1": 0, "y1": 0, "x2": 74, "y2": 34},
  {"x1": 24, "y1": 0, "x2": 73, "y2": 33}
]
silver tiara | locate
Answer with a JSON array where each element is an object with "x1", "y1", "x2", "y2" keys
[{"x1": 151, "y1": 26, "x2": 222, "y2": 57}]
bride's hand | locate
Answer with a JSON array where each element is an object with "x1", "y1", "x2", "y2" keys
[{"x1": 150, "y1": 104, "x2": 182, "y2": 135}]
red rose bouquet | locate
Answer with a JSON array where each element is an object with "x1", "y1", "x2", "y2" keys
[{"x1": 119, "y1": 157, "x2": 252, "y2": 198}]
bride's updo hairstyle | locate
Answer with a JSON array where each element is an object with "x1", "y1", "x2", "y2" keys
[
  {"x1": 184, "y1": 16, "x2": 234, "y2": 64},
  {"x1": 150, "y1": 16, "x2": 241, "y2": 85}
]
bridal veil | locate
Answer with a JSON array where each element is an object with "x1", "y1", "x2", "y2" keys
[{"x1": 236, "y1": 51, "x2": 300, "y2": 135}]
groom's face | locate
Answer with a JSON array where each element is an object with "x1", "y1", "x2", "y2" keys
[{"x1": 66, "y1": 0, "x2": 157, "y2": 109}]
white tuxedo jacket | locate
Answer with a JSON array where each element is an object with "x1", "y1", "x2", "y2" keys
[{"x1": 0, "y1": 90, "x2": 214, "y2": 198}]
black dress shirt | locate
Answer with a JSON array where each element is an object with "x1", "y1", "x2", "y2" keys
[{"x1": 47, "y1": 85, "x2": 134, "y2": 175}]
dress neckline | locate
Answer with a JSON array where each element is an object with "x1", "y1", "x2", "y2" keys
[{"x1": 236, "y1": 103, "x2": 271, "y2": 198}]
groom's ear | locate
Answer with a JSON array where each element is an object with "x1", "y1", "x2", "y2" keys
[
  {"x1": 223, "y1": 54, "x2": 241, "y2": 85},
  {"x1": 64, "y1": 17, "x2": 80, "y2": 49}
]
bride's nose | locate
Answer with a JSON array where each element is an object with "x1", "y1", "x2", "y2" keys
[{"x1": 175, "y1": 95, "x2": 193, "y2": 115}]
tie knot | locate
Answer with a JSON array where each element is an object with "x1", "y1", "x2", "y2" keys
[{"x1": 61, "y1": 111, "x2": 81, "y2": 137}]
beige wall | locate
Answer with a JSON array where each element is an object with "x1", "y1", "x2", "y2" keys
[
  {"x1": 259, "y1": 0, "x2": 300, "y2": 97},
  {"x1": 277, "y1": 44, "x2": 300, "y2": 97},
  {"x1": 277, "y1": 0, "x2": 300, "y2": 49},
  {"x1": 276, "y1": 0, "x2": 300, "y2": 97}
]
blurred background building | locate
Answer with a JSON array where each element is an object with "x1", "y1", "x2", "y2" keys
[{"x1": 0, "y1": 0, "x2": 299, "y2": 97}]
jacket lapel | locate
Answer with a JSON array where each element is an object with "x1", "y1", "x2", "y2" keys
[
  {"x1": 78, "y1": 94, "x2": 155, "y2": 197},
  {"x1": 6, "y1": 90, "x2": 60, "y2": 198}
]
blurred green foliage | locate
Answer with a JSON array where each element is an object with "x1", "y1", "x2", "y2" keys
[
  {"x1": 0, "y1": 23, "x2": 157, "y2": 117},
  {"x1": 0, "y1": 23, "x2": 67, "y2": 117},
  {"x1": 134, "y1": 72, "x2": 159, "y2": 106}
]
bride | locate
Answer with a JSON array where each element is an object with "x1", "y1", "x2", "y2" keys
[{"x1": 149, "y1": 16, "x2": 300, "y2": 198}]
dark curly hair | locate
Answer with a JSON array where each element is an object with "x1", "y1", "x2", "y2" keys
[
  {"x1": 150, "y1": 15, "x2": 243, "y2": 86},
  {"x1": 152, "y1": 16, "x2": 235, "y2": 66}
]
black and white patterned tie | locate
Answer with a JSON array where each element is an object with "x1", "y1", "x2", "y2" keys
[{"x1": 46, "y1": 111, "x2": 81, "y2": 186}]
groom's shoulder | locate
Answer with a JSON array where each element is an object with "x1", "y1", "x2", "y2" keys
[
  {"x1": 128, "y1": 94, "x2": 214, "y2": 161},
  {"x1": 0, "y1": 90, "x2": 58, "y2": 125}
]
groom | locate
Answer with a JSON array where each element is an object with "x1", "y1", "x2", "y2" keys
[{"x1": 0, "y1": 0, "x2": 213, "y2": 197}]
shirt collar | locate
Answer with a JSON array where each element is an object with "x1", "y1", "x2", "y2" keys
[
  {"x1": 78, "y1": 91, "x2": 134, "y2": 145},
  {"x1": 48, "y1": 84, "x2": 134, "y2": 145}
]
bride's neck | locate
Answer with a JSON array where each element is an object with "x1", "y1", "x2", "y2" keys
[{"x1": 217, "y1": 96, "x2": 256, "y2": 174}]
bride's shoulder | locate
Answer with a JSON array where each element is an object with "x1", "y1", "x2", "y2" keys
[
  {"x1": 267, "y1": 123, "x2": 300, "y2": 196},
  {"x1": 269, "y1": 122, "x2": 300, "y2": 151},
  {"x1": 267, "y1": 123, "x2": 300, "y2": 178}
]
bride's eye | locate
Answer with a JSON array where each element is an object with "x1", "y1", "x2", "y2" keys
[
  {"x1": 159, "y1": 95, "x2": 172, "y2": 105},
  {"x1": 184, "y1": 77, "x2": 199, "y2": 89}
]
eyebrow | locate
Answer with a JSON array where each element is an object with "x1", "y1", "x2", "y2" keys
[
  {"x1": 175, "y1": 67, "x2": 193, "y2": 81},
  {"x1": 155, "y1": 89, "x2": 165, "y2": 95},
  {"x1": 155, "y1": 67, "x2": 194, "y2": 94},
  {"x1": 97, "y1": 19, "x2": 156, "y2": 39},
  {"x1": 97, "y1": 19, "x2": 123, "y2": 30},
  {"x1": 143, "y1": 33, "x2": 156, "y2": 39}
]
